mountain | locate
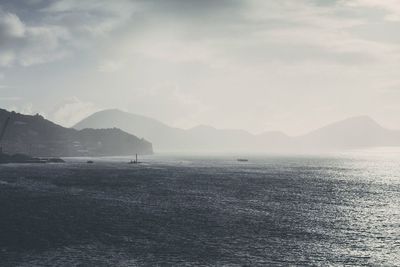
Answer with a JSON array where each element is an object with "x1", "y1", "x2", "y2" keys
[
  {"x1": 74, "y1": 109, "x2": 188, "y2": 151},
  {"x1": 297, "y1": 116, "x2": 400, "y2": 151},
  {"x1": 75, "y1": 109, "x2": 281, "y2": 152},
  {"x1": 75, "y1": 110, "x2": 400, "y2": 153},
  {"x1": 0, "y1": 109, "x2": 153, "y2": 157}
]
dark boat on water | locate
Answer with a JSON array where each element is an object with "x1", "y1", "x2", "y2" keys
[
  {"x1": 237, "y1": 158, "x2": 249, "y2": 162},
  {"x1": 129, "y1": 154, "x2": 140, "y2": 164}
]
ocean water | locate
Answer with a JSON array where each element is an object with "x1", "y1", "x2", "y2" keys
[{"x1": 0, "y1": 149, "x2": 399, "y2": 266}]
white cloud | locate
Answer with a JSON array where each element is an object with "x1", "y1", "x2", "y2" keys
[
  {"x1": 9, "y1": 103, "x2": 34, "y2": 115},
  {"x1": 233, "y1": 0, "x2": 398, "y2": 66},
  {"x1": 0, "y1": 8, "x2": 71, "y2": 67},
  {"x1": 51, "y1": 97, "x2": 100, "y2": 127},
  {"x1": 42, "y1": 0, "x2": 137, "y2": 36},
  {"x1": 0, "y1": 51, "x2": 15, "y2": 67},
  {"x1": 0, "y1": 12, "x2": 25, "y2": 38},
  {"x1": 0, "y1": 0, "x2": 136, "y2": 67},
  {"x1": 346, "y1": 0, "x2": 400, "y2": 21}
]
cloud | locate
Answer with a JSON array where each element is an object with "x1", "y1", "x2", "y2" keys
[
  {"x1": 0, "y1": 8, "x2": 70, "y2": 67},
  {"x1": 0, "y1": 51, "x2": 15, "y2": 67},
  {"x1": 1, "y1": 0, "x2": 392, "y2": 69},
  {"x1": 41, "y1": 0, "x2": 137, "y2": 36},
  {"x1": 108, "y1": 0, "x2": 396, "y2": 68},
  {"x1": 8, "y1": 102, "x2": 34, "y2": 115},
  {"x1": 221, "y1": 0, "x2": 397, "y2": 66},
  {"x1": 346, "y1": 0, "x2": 400, "y2": 21},
  {"x1": 51, "y1": 97, "x2": 100, "y2": 127},
  {"x1": 0, "y1": 11, "x2": 25, "y2": 38},
  {"x1": 0, "y1": 0, "x2": 136, "y2": 67}
]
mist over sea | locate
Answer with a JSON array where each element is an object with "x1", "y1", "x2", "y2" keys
[{"x1": 0, "y1": 149, "x2": 399, "y2": 266}]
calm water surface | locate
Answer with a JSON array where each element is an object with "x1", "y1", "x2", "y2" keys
[{"x1": 0, "y1": 149, "x2": 399, "y2": 266}]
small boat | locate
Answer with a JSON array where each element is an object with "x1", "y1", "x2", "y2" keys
[
  {"x1": 87, "y1": 160, "x2": 94, "y2": 164},
  {"x1": 237, "y1": 158, "x2": 249, "y2": 162},
  {"x1": 129, "y1": 154, "x2": 139, "y2": 164}
]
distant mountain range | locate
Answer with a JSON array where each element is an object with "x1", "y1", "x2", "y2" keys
[
  {"x1": 74, "y1": 109, "x2": 400, "y2": 153},
  {"x1": 0, "y1": 109, "x2": 153, "y2": 157}
]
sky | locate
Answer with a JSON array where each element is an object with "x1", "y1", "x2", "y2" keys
[{"x1": 0, "y1": 0, "x2": 399, "y2": 135}]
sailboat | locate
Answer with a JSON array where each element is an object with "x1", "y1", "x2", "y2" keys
[{"x1": 129, "y1": 154, "x2": 139, "y2": 164}]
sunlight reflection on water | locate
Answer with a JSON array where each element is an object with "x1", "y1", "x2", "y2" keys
[{"x1": 0, "y1": 147, "x2": 399, "y2": 266}]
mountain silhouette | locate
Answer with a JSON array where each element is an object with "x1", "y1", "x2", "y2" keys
[
  {"x1": 74, "y1": 109, "x2": 188, "y2": 151},
  {"x1": 75, "y1": 109, "x2": 264, "y2": 152},
  {"x1": 75, "y1": 110, "x2": 400, "y2": 153},
  {"x1": 297, "y1": 115, "x2": 400, "y2": 151},
  {"x1": 0, "y1": 108, "x2": 153, "y2": 157}
]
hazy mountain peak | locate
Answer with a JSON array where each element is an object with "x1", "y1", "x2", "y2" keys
[
  {"x1": 189, "y1": 125, "x2": 217, "y2": 131},
  {"x1": 339, "y1": 115, "x2": 378, "y2": 124},
  {"x1": 258, "y1": 131, "x2": 288, "y2": 137},
  {"x1": 312, "y1": 115, "x2": 383, "y2": 133},
  {"x1": 74, "y1": 109, "x2": 171, "y2": 130},
  {"x1": 295, "y1": 115, "x2": 398, "y2": 150},
  {"x1": 88, "y1": 109, "x2": 142, "y2": 118},
  {"x1": 75, "y1": 110, "x2": 400, "y2": 152}
]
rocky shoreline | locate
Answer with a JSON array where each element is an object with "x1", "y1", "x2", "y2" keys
[{"x1": 0, "y1": 153, "x2": 65, "y2": 164}]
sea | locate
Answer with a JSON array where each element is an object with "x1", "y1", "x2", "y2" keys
[{"x1": 0, "y1": 148, "x2": 399, "y2": 266}]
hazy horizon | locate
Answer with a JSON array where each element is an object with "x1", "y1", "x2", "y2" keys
[
  {"x1": 75, "y1": 108, "x2": 400, "y2": 135},
  {"x1": 1, "y1": 0, "x2": 400, "y2": 135}
]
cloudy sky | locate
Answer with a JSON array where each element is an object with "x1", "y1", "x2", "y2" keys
[{"x1": 0, "y1": 0, "x2": 399, "y2": 135}]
